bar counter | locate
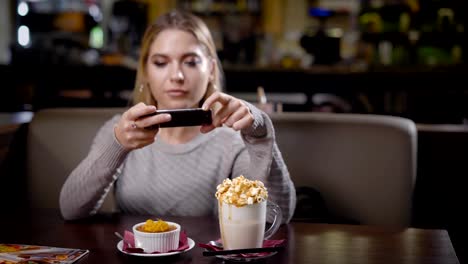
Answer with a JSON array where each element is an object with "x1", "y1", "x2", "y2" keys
[{"x1": 2, "y1": 63, "x2": 468, "y2": 123}]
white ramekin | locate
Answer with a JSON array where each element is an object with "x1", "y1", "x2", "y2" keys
[{"x1": 132, "y1": 221, "x2": 181, "y2": 253}]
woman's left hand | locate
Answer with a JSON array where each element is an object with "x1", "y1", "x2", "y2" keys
[{"x1": 201, "y1": 91, "x2": 254, "y2": 133}]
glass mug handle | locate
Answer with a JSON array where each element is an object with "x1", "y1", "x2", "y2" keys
[{"x1": 264, "y1": 200, "x2": 283, "y2": 240}]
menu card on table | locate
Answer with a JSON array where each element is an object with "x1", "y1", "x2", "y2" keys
[{"x1": 0, "y1": 243, "x2": 89, "y2": 264}]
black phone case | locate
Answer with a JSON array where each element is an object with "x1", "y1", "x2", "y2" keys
[{"x1": 142, "y1": 108, "x2": 212, "y2": 128}]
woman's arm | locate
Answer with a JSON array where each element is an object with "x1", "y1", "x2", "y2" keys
[
  {"x1": 234, "y1": 103, "x2": 297, "y2": 223},
  {"x1": 59, "y1": 115, "x2": 130, "y2": 220},
  {"x1": 201, "y1": 92, "x2": 296, "y2": 223},
  {"x1": 60, "y1": 103, "x2": 170, "y2": 220}
]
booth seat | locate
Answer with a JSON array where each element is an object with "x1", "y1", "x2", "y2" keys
[
  {"x1": 13, "y1": 108, "x2": 417, "y2": 227},
  {"x1": 272, "y1": 112, "x2": 417, "y2": 227}
]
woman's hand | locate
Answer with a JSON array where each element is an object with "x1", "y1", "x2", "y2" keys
[
  {"x1": 114, "y1": 103, "x2": 171, "y2": 150},
  {"x1": 201, "y1": 92, "x2": 254, "y2": 133}
]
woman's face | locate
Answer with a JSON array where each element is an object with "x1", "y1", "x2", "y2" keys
[{"x1": 145, "y1": 29, "x2": 213, "y2": 109}]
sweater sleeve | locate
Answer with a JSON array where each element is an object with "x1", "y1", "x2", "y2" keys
[
  {"x1": 235, "y1": 102, "x2": 297, "y2": 223},
  {"x1": 59, "y1": 115, "x2": 130, "y2": 220}
]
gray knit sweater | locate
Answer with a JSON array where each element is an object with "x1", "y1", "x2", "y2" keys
[{"x1": 59, "y1": 105, "x2": 296, "y2": 222}]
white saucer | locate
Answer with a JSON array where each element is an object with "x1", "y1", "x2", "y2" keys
[{"x1": 117, "y1": 238, "x2": 195, "y2": 257}]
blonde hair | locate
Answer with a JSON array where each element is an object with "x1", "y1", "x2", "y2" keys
[{"x1": 132, "y1": 10, "x2": 224, "y2": 106}]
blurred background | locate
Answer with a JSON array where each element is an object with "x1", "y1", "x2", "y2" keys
[
  {"x1": 1, "y1": 0, "x2": 467, "y2": 124},
  {"x1": 1, "y1": 1, "x2": 468, "y2": 262}
]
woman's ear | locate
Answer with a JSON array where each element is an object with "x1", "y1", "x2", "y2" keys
[{"x1": 209, "y1": 58, "x2": 216, "y2": 82}]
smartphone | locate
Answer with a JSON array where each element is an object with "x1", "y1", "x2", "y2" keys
[{"x1": 141, "y1": 108, "x2": 212, "y2": 128}]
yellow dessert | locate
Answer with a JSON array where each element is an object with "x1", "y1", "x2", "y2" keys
[{"x1": 137, "y1": 219, "x2": 176, "y2": 233}]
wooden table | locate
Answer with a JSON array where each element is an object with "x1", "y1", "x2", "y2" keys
[{"x1": 0, "y1": 209, "x2": 459, "y2": 264}]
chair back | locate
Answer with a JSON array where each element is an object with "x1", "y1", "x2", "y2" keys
[
  {"x1": 26, "y1": 107, "x2": 124, "y2": 211},
  {"x1": 271, "y1": 112, "x2": 417, "y2": 227}
]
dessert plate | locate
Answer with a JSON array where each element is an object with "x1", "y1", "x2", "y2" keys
[{"x1": 117, "y1": 238, "x2": 195, "y2": 257}]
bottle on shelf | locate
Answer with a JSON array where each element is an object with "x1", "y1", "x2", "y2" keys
[{"x1": 300, "y1": 7, "x2": 341, "y2": 65}]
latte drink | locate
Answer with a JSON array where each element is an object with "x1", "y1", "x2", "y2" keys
[
  {"x1": 215, "y1": 175, "x2": 281, "y2": 250},
  {"x1": 218, "y1": 201, "x2": 266, "y2": 249}
]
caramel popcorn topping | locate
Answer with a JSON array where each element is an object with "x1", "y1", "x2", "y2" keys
[
  {"x1": 215, "y1": 175, "x2": 268, "y2": 206},
  {"x1": 137, "y1": 219, "x2": 176, "y2": 233}
]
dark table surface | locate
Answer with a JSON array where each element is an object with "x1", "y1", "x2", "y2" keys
[{"x1": 0, "y1": 209, "x2": 459, "y2": 264}]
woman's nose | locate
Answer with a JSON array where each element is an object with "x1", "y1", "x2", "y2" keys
[{"x1": 170, "y1": 64, "x2": 184, "y2": 83}]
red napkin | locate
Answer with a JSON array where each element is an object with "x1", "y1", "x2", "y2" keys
[
  {"x1": 198, "y1": 239, "x2": 285, "y2": 258},
  {"x1": 122, "y1": 230, "x2": 189, "y2": 254}
]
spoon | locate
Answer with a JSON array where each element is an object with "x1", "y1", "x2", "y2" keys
[
  {"x1": 208, "y1": 240, "x2": 223, "y2": 248},
  {"x1": 114, "y1": 231, "x2": 124, "y2": 240}
]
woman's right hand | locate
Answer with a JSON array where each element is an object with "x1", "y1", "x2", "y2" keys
[{"x1": 114, "y1": 103, "x2": 171, "y2": 150}]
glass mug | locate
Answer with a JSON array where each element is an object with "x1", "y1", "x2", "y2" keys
[{"x1": 218, "y1": 200, "x2": 283, "y2": 250}]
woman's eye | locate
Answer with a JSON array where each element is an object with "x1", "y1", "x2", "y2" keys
[
  {"x1": 153, "y1": 61, "x2": 166, "y2": 67},
  {"x1": 184, "y1": 58, "x2": 200, "y2": 67}
]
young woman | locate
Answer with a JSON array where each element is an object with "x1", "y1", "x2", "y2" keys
[{"x1": 59, "y1": 10, "x2": 296, "y2": 222}]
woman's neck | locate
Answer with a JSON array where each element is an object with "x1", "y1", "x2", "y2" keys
[{"x1": 158, "y1": 126, "x2": 201, "y2": 145}]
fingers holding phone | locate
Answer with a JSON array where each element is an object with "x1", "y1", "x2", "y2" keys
[
  {"x1": 114, "y1": 103, "x2": 171, "y2": 150},
  {"x1": 201, "y1": 92, "x2": 254, "y2": 133}
]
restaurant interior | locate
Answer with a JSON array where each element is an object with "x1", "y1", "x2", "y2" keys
[{"x1": 0, "y1": 0, "x2": 467, "y2": 263}]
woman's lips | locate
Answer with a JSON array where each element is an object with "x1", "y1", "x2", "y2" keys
[{"x1": 166, "y1": 89, "x2": 187, "y2": 97}]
